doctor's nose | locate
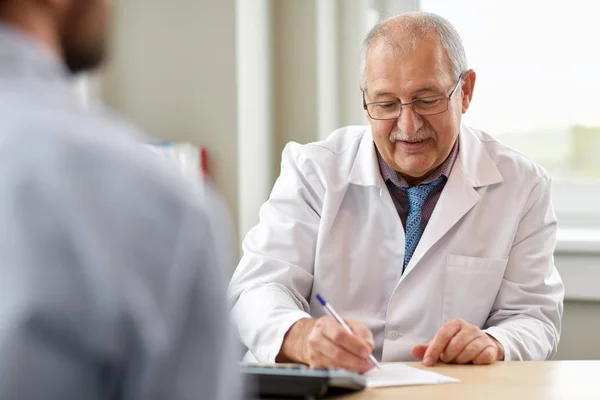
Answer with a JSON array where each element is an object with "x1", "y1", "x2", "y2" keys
[{"x1": 396, "y1": 106, "x2": 424, "y2": 136}]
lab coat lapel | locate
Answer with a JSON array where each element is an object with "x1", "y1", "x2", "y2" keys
[
  {"x1": 347, "y1": 129, "x2": 406, "y2": 248},
  {"x1": 347, "y1": 129, "x2": 384, "y2": 189},
  {"x1": 401, "y1": 126, "x2": 504, "y2": 277}
]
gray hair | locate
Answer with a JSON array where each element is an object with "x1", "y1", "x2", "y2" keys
[{"x1": 360, "y1": 12, "x2": 468, "y2": 89}]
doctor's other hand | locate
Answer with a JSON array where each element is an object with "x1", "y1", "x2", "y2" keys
[
  {"x1": 411, "y1": 318, "x2": 505, "y2": 367},
  {"x1": 276, "y1": 317, "x2": 375, "y2": 374}
]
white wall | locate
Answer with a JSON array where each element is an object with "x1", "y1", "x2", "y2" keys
[
  {"x1": 272, "y1": 0, "x2": 319, "y2": 163},
  {"x1": 271, "y1": 0, "x2": 373, "y2": 172},
  {"x1": 556, "y1": 300, "x2": 600, "y2": 360},
  {"x1": 100, "y1": 0, "x2": 239, "y2": 232},
  {"x1": 555, "y1": 251, "x2": 600, "y2": 360}
]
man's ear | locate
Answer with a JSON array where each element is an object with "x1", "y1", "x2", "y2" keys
[{"x1": 460, "y1": 69, "x2": 476, "y2": 114}]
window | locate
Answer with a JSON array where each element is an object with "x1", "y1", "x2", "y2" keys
[{"x1": 419, "y1": 0, "x2": 600, "y2": 228}]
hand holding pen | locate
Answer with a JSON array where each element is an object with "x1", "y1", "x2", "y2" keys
[
  {"x1": 277, "y1": 294, "x2": 381, "y2": 374},
  {"x1": 316, "y1": 294, "x2": 382, "y2": 370}
]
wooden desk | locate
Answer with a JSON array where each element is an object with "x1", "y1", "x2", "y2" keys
[{"x1": 333, "y1": 361, "x2": 600, "y2": 400}]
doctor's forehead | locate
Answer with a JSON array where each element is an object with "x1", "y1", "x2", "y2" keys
[{"x1": 364, "y1": 42, "x2": 453, "y2": 98}]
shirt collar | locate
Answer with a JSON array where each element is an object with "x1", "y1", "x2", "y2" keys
[
  {"x1": 376, "y1": 137, "x2": 460, "y2": 188},
  {"x1": 0, "y1": 22, "x2": 70, "y2": 82}
]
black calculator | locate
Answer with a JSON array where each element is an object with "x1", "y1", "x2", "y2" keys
[{"x1": 241, "y1": 363, "x2": 366, "y2": 399}]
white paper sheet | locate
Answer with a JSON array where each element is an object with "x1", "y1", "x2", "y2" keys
[{"x1": 364, "y1": 363, "x2": 459, "y2": 388}]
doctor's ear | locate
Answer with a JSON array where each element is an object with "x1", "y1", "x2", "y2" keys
[{"x1": 460, "y1": 69, "x2": 476, "y2": 114}]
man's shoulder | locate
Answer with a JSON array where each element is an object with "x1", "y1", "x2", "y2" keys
[
  {"x1": 306, "y1": 125, "x2": 368, "y2": 153},
  {"x1": 0, "y1": 101, "x2": 200, "y2": 221},
  {"x1": 468, "y1": 126, "x2": 551, "y2": 184},
  {"x1": 2, "y1": 88, "x2": 142, "y2": 143},
  {"x1": 283, "y1": 125, "x2": 369, "y2": 171}
]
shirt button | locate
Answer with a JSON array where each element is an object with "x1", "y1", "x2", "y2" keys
[
  {"x1": 386, "y1": 271, "x2": 398, "y2": 281},
  {"x1": 388, "y1": 331, "x2": 401, "y2": 340}
]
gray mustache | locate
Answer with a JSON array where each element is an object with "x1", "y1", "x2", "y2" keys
[{"x1": 389, "y1": 129, "x2": 434, "y2": 143}]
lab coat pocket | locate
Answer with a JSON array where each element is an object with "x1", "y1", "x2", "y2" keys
[{"x1": 442, "y1": 254, "x2": 508, "y2": 326}]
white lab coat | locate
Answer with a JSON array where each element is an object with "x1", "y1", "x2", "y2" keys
[{"x1": 229, "y1": 125, "x2": 564, "y2": 363}]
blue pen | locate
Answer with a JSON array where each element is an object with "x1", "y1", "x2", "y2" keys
[{"x1": 315, "y1": 293, "x2": 382, "y2": 370}]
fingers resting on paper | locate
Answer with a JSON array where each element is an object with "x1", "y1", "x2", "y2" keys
[{"x1": 411, "y1": 318, "x2": 504, "y2": 367}]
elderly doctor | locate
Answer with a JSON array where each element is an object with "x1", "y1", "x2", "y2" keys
[{"x1": 229, "y1": 12, "x2": 564, "y2": 373}]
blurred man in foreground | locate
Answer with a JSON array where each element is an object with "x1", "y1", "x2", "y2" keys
[{"x1": 0, "y1": 0, "x2": 238, "y2": 399}]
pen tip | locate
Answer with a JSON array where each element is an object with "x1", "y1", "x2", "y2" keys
[{"x1": 315, "y1": 293, "x2": 326, "y2": 306}]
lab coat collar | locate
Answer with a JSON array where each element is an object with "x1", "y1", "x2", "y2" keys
[
  {"x1": 347, "y1": 124, "x2": 503, "y2": 190},
  {"x1": 457, "y1": 124, "x2": 504, "y2": 188},
  {"x1": 347, "y1": 127, "x2": 385, "y2": 188}
]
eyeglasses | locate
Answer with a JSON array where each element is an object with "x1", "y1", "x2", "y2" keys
[{"x1": 362, "y1": 74, "x2": 463, "y2": 120}]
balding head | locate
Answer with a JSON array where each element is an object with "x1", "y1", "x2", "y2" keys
[{"x1": 360, "y1": 12, "x2": 467, "y2": 90}]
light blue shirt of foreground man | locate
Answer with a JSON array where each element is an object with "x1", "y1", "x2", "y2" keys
[{"x1": 0, "y1": 0, "x2": 239, "y2": 399}]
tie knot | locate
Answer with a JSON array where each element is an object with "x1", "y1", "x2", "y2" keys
[{"x1": 402, "y1": 175, "x2": 446, "y2": 211}]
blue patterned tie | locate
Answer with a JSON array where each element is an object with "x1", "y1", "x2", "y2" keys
[{"x1": 402, "y1": 176, "x2": 446, "y2": 269}]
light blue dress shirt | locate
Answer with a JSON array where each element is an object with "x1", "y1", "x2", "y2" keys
[{"x1": 0, "y1": 23, "x2": 239, "y2": 400}]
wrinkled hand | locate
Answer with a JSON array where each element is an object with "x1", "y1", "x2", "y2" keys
[
  {"x1": 306, "y1": 316, "x2": 376, "y2": 373},
  {"x1": 277, "y1": 317, "x2": 376, "y2": 374},
  {"x1": 411, "y1": 318, "x2": 504, "y2": 366}
]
